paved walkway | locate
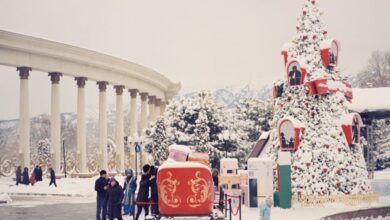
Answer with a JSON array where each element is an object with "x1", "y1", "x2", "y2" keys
[{"x1": 0, "y1": 203, "x2": 96, "y2": 220}]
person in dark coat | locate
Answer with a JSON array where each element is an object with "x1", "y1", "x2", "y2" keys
[
  {"x1": 135, "y1": 165, "x2": 151, "y2": 220},
  {"x1": 150, "y1": 165, "x2": 159, "y2": 215},
  {"x1": 281, "y1": 133, "x2": 287, "y2": 149},
  {"x1": 33, "y1": 166, "x2": 39, "y2": 180},
  {"x1": 288, "y1": 66, "x2": 301, "y2": 86},
  {"x1": 16, "y1": 166, "x2": 22, "y2": 185},
  {"x1": 95, "y1": 170, "x2": 109, "y2": 220},
  {"x1": 22, "y1": 167, "x2": 30, "y2": 185},
  {"x1": 107, "y1": 178, "x2": 124, "y2": 220},
  {"x1": 36, "y1": 165, "x2": 43, "y2": 182},
  {"x1": 212, "y1": 170, "x2": 219, "y2": 190},
  {"x1": 288, "y1": 138, "x2": 294, "y2": 149},
  {"x1": 49, "y1": 168, "x2": 57, "y2": 187}
]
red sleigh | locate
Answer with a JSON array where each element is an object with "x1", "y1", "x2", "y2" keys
[{"x1": 157, "y1": 162, "x2": 214, "y2": 217}]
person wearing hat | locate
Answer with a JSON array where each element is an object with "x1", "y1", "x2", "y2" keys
[
  {"x1": 123, "y1": 169, "x2": 137, "y2": 215},
  {"x1": 95, "y1": 170, "x2": 109, "y2": 220},
  {"x1": 135, "y1": 164, "x2": 151, "y2": 220},
  {"x1": 107, "y1": 177, "x2": 124, "y2": 220}
]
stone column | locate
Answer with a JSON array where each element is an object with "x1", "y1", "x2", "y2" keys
[
  {"x1": 75, "y1": 77, "x2": 87, "y2": 173},
  {"x1": 148, "y1": 95, "x2": 156, "y2": 124},
  {"x1": 129, "y1": 89, "x2": 138, "y2": 138},
  {"x1": 49, "y1": 72, "x2": 62, "y2": 173},
  {"x1": 17, "y1": 67, "x2": 31, "y2": 168},
  {"x1": 155, "y1": 99, "x2": 162, "y2": 120},
  {"x1": 160, "y1": 101, "x2": 167, "y2": 117},
  {"x1": 97, "y1": 81, "x2": 108, "y2": 171},
  {"x1": 139, "y1": 93, "x2": 148, "y2": 134},
  {"x1": 114, "y1": 85, "x2": 125, "y2": 172}
]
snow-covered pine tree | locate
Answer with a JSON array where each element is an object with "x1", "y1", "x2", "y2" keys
[
  {"x1": 31, "y1": 138, "x2": 51, "y2": 168},
  {"x1": 372, "y1": 119, "x2": 390, "y2": 169},
  {"x1": 145, "y1": 118, "x2": 172, "y2": 165},
  {"x1": 266, "y1": 0, "x2": 370, "y2": 196},
  {"x1": 164, "y1": 91, "x2": 238, "y2": 168}
]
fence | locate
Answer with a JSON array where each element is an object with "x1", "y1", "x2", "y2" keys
[{"x1": 321, "y1": 206, "x2": 390, "y2": 220}]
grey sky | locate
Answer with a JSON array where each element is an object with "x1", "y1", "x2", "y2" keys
[{"x1": 1, "y1": 0, "x2": 390, "y2": 119}]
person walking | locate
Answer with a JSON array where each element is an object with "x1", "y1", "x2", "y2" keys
[
  {"x1": 107, "y1": 178, "x2": 124, "y2": 220},
  {"x1": 123, "y1": 169, "x2": 137, "y2": 215},
  {"x1": 49, "y1": 168, "x2": 57, "y2": 187},
  {"x1": 150, "y1": 165, "x2": 159, "y2": 215},
  {"x1": 22, "y1": 167, "x2": 30, "y2": 185},
  {"x1": 259, "y1": 197, "x2": 273, "y2": 220},
  {"x1": 95, "y1": 170, "x2": 109, "y2": 220},
  {"x1": 135, "y1": 165, "x2": 151, "y2": 220},
  {"x1": 16, "y1": 166, "x2": 22, "y2": 185},
  {"x1": 36, "y1": 165, "x2": 43, "y2": 182}
]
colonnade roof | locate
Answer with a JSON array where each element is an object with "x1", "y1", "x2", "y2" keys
[{"x1": 0, "y1": 30, "x2": 181, "y2": 100}]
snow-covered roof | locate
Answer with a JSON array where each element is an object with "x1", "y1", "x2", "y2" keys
[
  {"x1": 277, "y1": 117, "x2": 306, "y2": 129},
  {"x1": 282, "y1": 42, "x2": 292, "y2": 51},
  {"x1": 339, "y1": 113, "x2": 363, "y2": 126},
  {"x1": 320, "y1": 38, "x2": 340, "y2": 50},
  {"x1": 349, "y1": 87, "x2": 390, "y2": 113}
]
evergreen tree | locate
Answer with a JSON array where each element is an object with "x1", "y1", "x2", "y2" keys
[
  {"x1": 145, "y1": 118, "x2": 172, "y2": 165},
  {"x1": 266, "y1": 0, "x2": 370, "y2": 196}
]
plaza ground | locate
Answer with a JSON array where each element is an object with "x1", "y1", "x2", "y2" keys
[{"x1": 1, "y1": 171, "x2": 390, "y2": 220}]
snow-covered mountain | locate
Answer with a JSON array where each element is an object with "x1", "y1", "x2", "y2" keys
[{"x1": 182, "y1": 84, "x2": 272, "y2": 108}]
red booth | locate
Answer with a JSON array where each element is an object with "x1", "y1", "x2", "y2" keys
[
  {"x1": 340, "y1": 113, "x2": 363, "y2": 145},
  {"x1": 157, "y1": 162, "x2": 214, "y2": 216},
  {"x1": 278, "y1": 118, "x2": 305, "y2": 151},
  {"x1": 285, "y1": 59, "x2": 307, "y2": 86},
  {"x1": 320, "y1": 39, "x2": 340, "y2": 68}
]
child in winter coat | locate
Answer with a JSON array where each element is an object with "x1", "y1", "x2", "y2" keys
[{"x1": 259, "y1": 197, "x2": 273, "y2": 220}]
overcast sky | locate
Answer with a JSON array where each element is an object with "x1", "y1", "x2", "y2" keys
[{"x1": 1, "y1": 0, "x2": 390, "y2": 120}]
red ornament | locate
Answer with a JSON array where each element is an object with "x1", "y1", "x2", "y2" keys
[
  {"x1": 306, "y1": 162, "x2": 311, "y2": 167},
  {"x1": 337, "y1": 169, "x2": 341, "y2": 175},
  {"x1": 311, "y1": 0, "x2": 316, "y2": 4},
  {"x1": 293, "y1": 166, "x2": 299, "y2": 170},
  {"x1": 322, "y1": 168, "x2": 328, "y2": 173},
  {"x1": 302, "y1": 35, "x2": 308, "y2": 40},
  {"x1": 292, "y1": 177, "x2": 296, "y2": 181},
  {"x1": 336, "y1": 182, "x2": 341, "y2": 187},
  {"x1": 323, "y1": 31, "x2": 328, "y2": 35},
  {"x1": 296, "y1": 26, "x2": 300, "y2": 30},
  {"x1": 310, "y1": 112, "x2": 315, "y2": 117},
  {"x1": 303, "y1": 11, "x2": 307, "y2": 16},
  {"x1": 337, "y1": 147, "x2": 341, "y2": 152},
  {"x1": 325, "y1": 144, "x2": 330, "y2": 149},
  {"x1": 305, "y1": 102, "x2": 309, "y2": 108},
  {"x1": 311, "y1": 174, "x2": 315, "y2": 179},
  {"x1": 313, "y1": 35, "x2": 317, "y2": 40},
  {"x1": 288, "y1": 95, "x2": 292, "y2": 101}
]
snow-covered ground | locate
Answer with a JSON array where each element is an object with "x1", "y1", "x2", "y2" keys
[{"x1": 1, "y1": 174, "x2": 390, "y2": 219}]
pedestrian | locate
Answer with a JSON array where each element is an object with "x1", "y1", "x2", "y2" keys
[
  {"x1": 135, "y1": 165, "x2": 151, "y2": 220},
  {"x1": 36, "y1": 165, "x2": 43, "y2": 182},
  {"x1": 259, "y1": 197, "x2": 273, "y2": 220},
  {"x1": 150, "y1": 165, "x2": 159, "y2": 215},
  {"x1": 30, "y1": 171, "x2": 36, "y2": 186},
  {"x1": 33, "y1": 166, "x2": 39, "y2": 180},
  {"x1": 22, "y1": 167, "x2": 30, "y2": 185},
  {"x1": 212, "y1": 169, "x2": 219, "y2": 191},
  {"x1": 16, "y1": 166, "x2": 22, "y2": 185},
  {"x1": 107, "y1": 178, "x2": 124, "y2": 220},
  {"x1": 95, "y1": 170, "x2": 109, "y2": 220},
  {"x1": 49, "y1": 168, "x2": 57, "y2": 187},
  {"x1": 123, "y1": 169, "x2": 137, "y2": 215}
]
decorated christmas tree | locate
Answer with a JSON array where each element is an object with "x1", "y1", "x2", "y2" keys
[{"x1": 266, "y1": 0, "x2": 371, "y2": 196}]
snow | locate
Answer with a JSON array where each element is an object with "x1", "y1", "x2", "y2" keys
[
  {"x1": 349, "y1": 87, "x2": 390, "y2": 113},
  {"x1": 0, "y1": 192, "x2": 12, "y2": 203},
  {"x1": 339, "y1": 113, "x2": 363, "y2": 126},
  {"x1": 259, "y1": 131, "x2": 270, "y2": 140},
  {"x1": 319, "y1": 38, "x2": 340, "y2": 50},
  {"x1": 277, "y1": 117, "x2": 306, "y2": 129},
  {"x1": 159, "y1": 161, "x2": 209, "y2": 170}
]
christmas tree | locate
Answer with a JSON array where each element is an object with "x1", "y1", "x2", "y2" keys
[{"x1": 266, "y1": 0, "x2": 371, "y2": 196}]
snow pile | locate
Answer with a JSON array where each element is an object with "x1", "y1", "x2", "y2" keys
[{"x1": 0, "y1": 193, "x2": 12, "y2": 204}]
